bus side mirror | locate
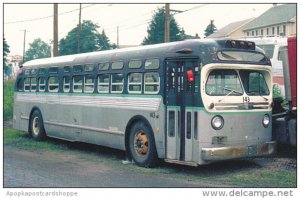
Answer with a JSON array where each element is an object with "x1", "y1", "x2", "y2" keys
[{"x1": 187, "y1": 70, "x2": 194, "y2": 82}]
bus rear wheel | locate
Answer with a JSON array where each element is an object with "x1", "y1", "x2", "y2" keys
[
  {"x1": 129, "y1": 122, "x2": 158, "y2": 167},
  {"x1": 29, "y1": 110, "x2": 46, "y2": 141}
]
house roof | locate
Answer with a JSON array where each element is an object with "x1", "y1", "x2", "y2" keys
[
  {"x1": 243, "y1": 4, "x2": 296, "y2": 31},
  {"x1": 207, "y1": 18, "x2": 253, "y2": 38}
]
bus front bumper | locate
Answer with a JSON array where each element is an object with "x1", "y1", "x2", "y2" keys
[{"x1": 201, "y1": 141, "x2": 276, "y2": 161}]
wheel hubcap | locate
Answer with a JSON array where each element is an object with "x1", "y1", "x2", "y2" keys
[
  {"x1": 133, "y1": 130, "x2": 148, "y2": 157},
  {"x1": 32, "y1": 117, "x2": 40, "y2": 136}
]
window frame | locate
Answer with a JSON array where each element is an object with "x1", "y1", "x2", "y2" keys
[
  {"x1": 144, "y1": 72, "x2": 160, "y2": 94},
  {"x1": 38, "y1": 77, "x2": 46, "y2": 92},
  {"x1": 24, "y1": 78, "x2": 31, "y2": 92},
  {"x1": 30, "y1": 78, "x2": 37, "y2": 92},
  {"x1": 98, "y1": 74, "x2": 110, "y2": 93},
  {"x1": 48, "y1": 76, "x2": 59, "y2": 93},
  {"x1": 73, "y1": 75, "x2": 83, "y2": 93},
  {"x1": 128, "y1": 59, "x2": 142, "y2": 69},
  {"x1": 111, "y1": 61, "x2": 124, "y2": 70},
  {"x1": 84, "y1": 75, "x2": 95, "y2": 93},
  {"x1": 127, "y1": 73, "x2": 142, "y2": 94},
  {"x1": 145, "y1": 58, "x2": 160, "y2": 70},
  {"x1": 111, "y1": 73, "x2": 124, "y2": 93},
  {"x1": 63, "y1": 76, "x2": 71, "y2": 93}
]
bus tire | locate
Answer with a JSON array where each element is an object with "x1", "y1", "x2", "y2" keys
[
  {"x1": 129, "y1": 122, "x2": 158, "y2": 167},
  {"x1": 29, "y1": 110, "x2": 46, "y2": 141}
]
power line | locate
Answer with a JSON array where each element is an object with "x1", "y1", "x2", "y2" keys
[{"x1": 4, "y1": 4, "x2": 96, "y2": 24}]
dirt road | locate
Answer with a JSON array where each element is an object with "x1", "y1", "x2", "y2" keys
[{"x1": 4, "y1": 127, "x2": 296, "y2": 188}]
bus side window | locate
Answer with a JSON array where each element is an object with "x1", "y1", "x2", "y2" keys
[
  {"x1": 39, "y1": 77, "x2": 45, "y2": 92},
  {"x1": 128, "y1": 73, "x2": 142, "y2": 94},
  {"x1": 73, "y1": 76, "x2": 83, "y2": 93},
  {"x1": 24, "y1": 78, "x2": 30, "y2": 92},
  {"x1": 111, "y1": 74, "x2": 124, "y2": 93},
  {"x1": 84, "y1": 75, "x2": 95, "y2": 93},
  {"x1": 31, "y1": 78, "x2": 37, "y2": 92},
  {"x1": 98, "y1": 74, "x2": 110, "y2": 93},
  {"x1": 63, "y1": 76, "x2": 70, "y2": 92},
  {"x1": 17, "y1": 78, "x2": 23, "y2": 92},
  {"x1": 144, "y1": 72, "x2": 160, "y2": 94},
  {"x1": 145, "y1": 58, "x2": 160, "y2": 69},
  {"x1": 48, "y1": 76, "x2": 59, "y2": 92}
]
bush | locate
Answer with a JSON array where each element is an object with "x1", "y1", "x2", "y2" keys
[{"x1": 4, "y1": 80, "x2": 14, "y2": 120}]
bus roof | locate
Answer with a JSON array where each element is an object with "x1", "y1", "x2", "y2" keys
[{"x1": 22, "y1": 39, "x2": 214, "y2": 68}]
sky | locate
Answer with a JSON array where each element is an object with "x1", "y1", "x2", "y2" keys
[{"x1": 3, "y1": 3, "x2": 275, "y2": 56}]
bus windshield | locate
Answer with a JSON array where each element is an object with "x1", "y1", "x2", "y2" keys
[
  {"x1": 206, "y1": 69, "x2": 270, "y2": 96},
  {"x1": 217, "y1": 50, "x2": 267, "y2": 63},
  {"x1": 205, "y1": 70, "x2": 243, "y2": 96},
  {"x1": 239, "y1": 70, "x2": 270, "y2": 96}
]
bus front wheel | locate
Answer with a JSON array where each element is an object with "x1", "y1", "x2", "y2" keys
[
  {"x1": 129, "y1": 122, "x2": 158, "y2": 167},
  {"x1": 29, "y1": 110, "x2": 46, "y2": 141}
]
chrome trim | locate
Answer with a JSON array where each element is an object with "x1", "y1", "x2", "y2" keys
[
  {"x1": 20, "y1": 115, "x2": 29, "y2": 120},
  {"x1": 201, "y1": 141, "x2": 276, "y2": 161},
  {"x1": 44, "y1": 120, "x2": 124, "y2": 135}
]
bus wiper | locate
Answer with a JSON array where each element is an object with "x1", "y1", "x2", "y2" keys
[
  {"x1": 248, "y1": 92, "x2": 268, "y2": 101},
  {"x1": 218, "y1": 87, "x2": 243, "y2": 102}
]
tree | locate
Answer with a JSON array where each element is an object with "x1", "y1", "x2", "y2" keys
[
  {"x1": 25, "y1": 38, "x2": 51, "y2": 62},
  {"x1": 3, "y1": 37, "x2": 10, "y2": 67},
  {"x1": 59, "y1": 20, "x2": 115, "y2": 56},
  {"x1": 204, "y1": 20, "x2": 217, "y2": 37},
  {"x1": 142, "y1": 8, "x2": 187, "y2": 45}
]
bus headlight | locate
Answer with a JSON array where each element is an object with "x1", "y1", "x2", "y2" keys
[
  {"x1": 262, "y1": 114, "x2": 270, "y2": 128},
  {"x1": 211, "y1": 115, "x2": 224, "y2": 130}
]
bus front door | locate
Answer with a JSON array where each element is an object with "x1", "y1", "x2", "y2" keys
[{"x1": 165, "y1": 59, "x2": 199, "y2": 162}]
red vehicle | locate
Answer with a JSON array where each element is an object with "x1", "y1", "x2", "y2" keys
[{"x1": 273, "y1": 36, "x2": 297, "y2": 146}]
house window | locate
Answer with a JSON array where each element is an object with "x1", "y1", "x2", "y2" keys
[
  {"x1": 277, "y1": 26, "x2": 280, "y2": 35},
  {"x1": 283, "y1": 25, "x2": 286, "y2": 36},
  {"x1": 260, "y1": 29, "x2": 263, "y2": 36},
  {"x1": 266, "y1": 28, "x2": 269, "y2": 36}
]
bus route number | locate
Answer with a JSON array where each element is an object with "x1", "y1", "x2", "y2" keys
[{"x1": 243, "y1": 96, "x2": 250, "y2": 103}]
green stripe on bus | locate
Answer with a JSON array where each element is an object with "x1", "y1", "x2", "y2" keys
[{"x1": 16, "y1": 92, "x2": 163, "y2": 98}]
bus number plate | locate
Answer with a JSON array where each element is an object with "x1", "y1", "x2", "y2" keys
[{"x1": 243, "y1": 96, "x2": 250, "y2": 103}]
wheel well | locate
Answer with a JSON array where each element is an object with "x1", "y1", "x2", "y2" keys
[
  {"x1": 124, "y1": 115, "x2": 155, "y2": 160},
  {"x1": 28, "y1": 107, "x2": 42, "y2": 132}
]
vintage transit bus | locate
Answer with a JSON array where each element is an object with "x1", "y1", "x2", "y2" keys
[{"x1": 13, "y1": 39, "x2": 276, "y2": 167}]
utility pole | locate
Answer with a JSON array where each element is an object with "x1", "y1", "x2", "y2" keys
[
  {"x1": 77, "y1": 3, "x2": 82, "y2": 54},
  {"x1": 164, "y1": 3, "x2": 170, "y2": 43},
  {"x1": 53, "y1": 3, "x2": 58, "y2": 57},
  {"x1": 22, "y1": 30, "x2": 27, "y2": 64},
  {"x1": 117, "y1": 26, "x2": 119, "y2": 48}
]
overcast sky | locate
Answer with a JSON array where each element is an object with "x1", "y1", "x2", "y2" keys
[{"x1": 4, "y1": 3, "x2": 274, "y2": 56}]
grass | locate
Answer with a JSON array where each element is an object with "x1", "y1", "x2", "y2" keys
[
  {"x1": 4, "y1": 80, "x2": 14, "y2": 120},
  {"x1": 4, "y1": 127, "x2": 296, "y2": 188}
]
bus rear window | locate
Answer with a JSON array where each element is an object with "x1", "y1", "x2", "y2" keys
[{"x1": 217, "y1": 51, "x2": 266, "y2": 63}]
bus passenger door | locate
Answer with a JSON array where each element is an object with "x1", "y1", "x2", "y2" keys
[{"x1": 165, "y1": 59, "x2": 198, "y2": 162}]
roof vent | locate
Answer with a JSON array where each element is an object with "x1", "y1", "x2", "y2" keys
[{"x1": 175, "y1": 48, "x2": 193, "y2": 54}]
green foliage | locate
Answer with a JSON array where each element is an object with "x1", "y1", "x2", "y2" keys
[
  {"x1": 4, "y1": 80, "x2": 14, "y2": 120},
  {"x1": 59, "y1": 20, "x2": 115, "y2": 56},
  {"x1": 25, "y1": 38, "x2": 51, "y2": 62},
  {"x1": 204, "y1": 19, "x2": 217, "y2": 37},
  {"x1": 142, "y1": 8, "x2": 188, "y2": 45},
  {"x1": 4, "y1": 37, "x2": 11, "y2": 73},
  {"x1": 273, "y1": 84, "x2": 283, "y2": 99}
]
